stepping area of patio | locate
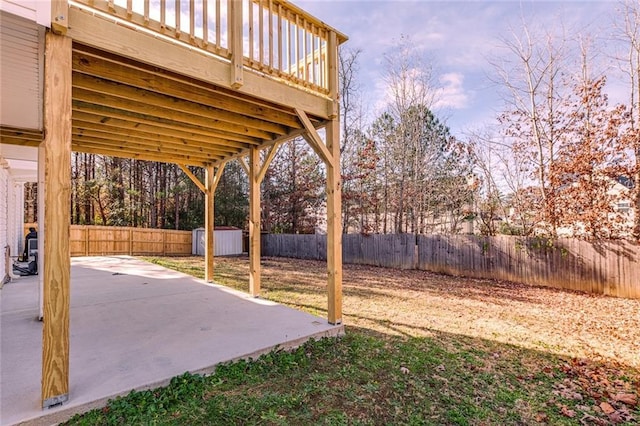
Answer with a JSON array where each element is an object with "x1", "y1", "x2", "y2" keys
[{"x1": 1, "y1": 256, "x2": 343, "y2": 426}]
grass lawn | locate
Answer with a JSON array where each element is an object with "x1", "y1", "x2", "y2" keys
[{"x1": 64, "y1": 256, "x2": 639, "y2": 425}]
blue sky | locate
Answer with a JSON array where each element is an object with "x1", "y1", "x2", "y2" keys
[{"x1": 296, "y1": 0, "x2": 625, "y2": 138}]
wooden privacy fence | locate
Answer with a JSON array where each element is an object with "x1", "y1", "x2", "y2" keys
[
  {"x1": 70, "y1": 225, "x2": 191, "y2": 256},
  {"x1": 262, "y1": 233, "x2": 640, "y2": 299}
]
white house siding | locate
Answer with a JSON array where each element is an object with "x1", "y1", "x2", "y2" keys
[
  {"x1": 0, "y1": 0, "x2": 51, "y2": 26},
  {"x1": 1, "y1": 162, "x2": 8, "y2": 282},
  {"x1": 9, "y1": 180, "x2": 24, "y2": 255},
  {"x1": 0, "y1": 10, "x2": 44, "y2": 130}
]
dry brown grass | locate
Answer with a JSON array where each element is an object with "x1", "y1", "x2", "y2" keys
[{"x1": 151, "y1": 255, "x2": 640, "y2": 369}]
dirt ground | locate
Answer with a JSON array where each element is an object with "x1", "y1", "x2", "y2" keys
[{"x1": 213, "y1": 256, "x2": 640, "y2": 370}]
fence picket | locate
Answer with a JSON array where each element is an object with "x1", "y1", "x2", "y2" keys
[{"x1": 261, "y1": 233, "x2": 639, "y2": 299}]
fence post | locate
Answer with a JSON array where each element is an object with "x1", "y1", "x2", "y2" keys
[
  {"x1": 129, "y1": 228, "x2": 133, "y2": 256},
  {"x1": 84, "y1": 226, "x2": 88, "y2": 256}
]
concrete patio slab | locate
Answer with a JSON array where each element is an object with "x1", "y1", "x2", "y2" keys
[{"x1": 1, "y1": 256, "x2": 343, "y2": 426}]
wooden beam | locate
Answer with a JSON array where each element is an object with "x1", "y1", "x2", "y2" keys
[
  {"x1": 257, "y1": 141, "x2": 282, "y2": 184},
  {"x1": 238, "y1": 156, "x2": 250, "y2": 175},
  {"x1": 178, "y1": 164, "x2": 206, "y2": 193},
  {"x1": 72, "y1": 73, "x2": 290, "y2": 135},
  {"x1": 326, "y1": 117, "x2": 342, "y2": 325},
  {"x1": 249, "y1": 146, "x2": 260, "y2": 296},
  {"x1": 0, "y1": 126, "x2": 44, "y2": 144},
  {"x1": 71, "y1": 128, "x2": 228, "y2": 159},
  {"x1": 51, "y1": 0, "x2": 69, "y2": 35},
  {"x1": 71, "y1": 136, "x2": 224, "y2": 164},
  {"x1": 220, "y1": 127, "x2": 309, "y2": 170},
  {"x1": 71, "y1": 49, "x2": 303, "y2": 129},
  {"x1": 295, "y1": 108, "x2": 334, "y2": 168},
  {"x1": 72, "y1": 103, "x2": 260, "y2": 146},
  {"x1": 71, "y1": 112, "x2": 245, "y2": 150},
  {"x1": 41, "y1": 31, "x2": 72, "y2": 408},
  {"x1": 71, "y1": 144, "x2": 209, "y2": 167},
  {"x1": 70, "y1": 124, "x2": 232, "y2": 157},
  {"x1": 72, "y1": 85, "x2": 275, "y2": 141},
  {"x1": 205, "y1": 165, "x2": 215, "y2": 282}
]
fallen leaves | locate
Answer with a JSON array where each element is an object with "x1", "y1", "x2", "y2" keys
[
  {"x1": 559, "y1": 404, "x2": 576, "y2": 418},
  {"x1": 599, "y1": 401, "x2": 615, "y2": 414},
  {"x1": 613, "y1": 393, "x2": 638, "y2": 407},
  {"x1": 551, "y1": 358, "x2": 639, "y2": 424}
]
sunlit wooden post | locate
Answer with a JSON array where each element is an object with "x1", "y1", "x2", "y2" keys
[
  {"x1": 201, "y1": 164, "x2": 226, "y2": 282},
  {"x1": 326, "y1": 31, "x2": 342, "y2": 325},
  {"x1": 205, "y1": 165, "x2": 215, "y2": 282},
  {"x1": 229, "y1": 0, "x2": 244, "y2": 89},
  {"x1": 249, "y1": 147, "x2": 261, "y2": 296},
  {"x1": 41, "y1": 30, "x2": 72, "y2": 408}
]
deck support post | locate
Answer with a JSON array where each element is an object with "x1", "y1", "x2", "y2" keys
[
  {"x1": 326, "y1": 31, "x2": 342, "y2": 325},
  {"x1": 41, "y1": 30, "x2": 72, "y2": 408},
  {"x1": 205, "y1": 165, "x2": 215, "y2": 282},
  {"x1": 325, "y1": 117, "x2": 342, "y2": 325},
  {"x1": 204, "y1": 164, "x2": 225, "y2": 282},
  {"x1": 249, "y1": 147, "x2": 261, "y2": 296}
]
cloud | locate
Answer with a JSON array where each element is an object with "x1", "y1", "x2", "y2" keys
[{"x1": 434, "y1": 72, "x2": 469, "y2": 110}]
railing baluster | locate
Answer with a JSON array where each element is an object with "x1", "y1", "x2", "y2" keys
[
  {"x1": 216, "y1": 0, "x2": 221, "y2": 47},
  {"x1": 190, "y1": 0, "x2": 195, "y2": 40},
  {"x1": 259, "y1": 0, "x2": 264, "y2": 66},
  {"x1": 296, "y1": 15, "x2": 301, "y2": 80},
  {"x1": 268, "y1": 0, "x2": 273, "y2": 70},
  {"x1": 286, "y1": 12, "x2": 295, "y2": 75},
  {"x1": 203, "y1": 0, "x2": 208, "y2": 45},
  {"x1": 249, "y1": 0, "x2": 254, "y2": 62},
  {"x1": 277, "y1": 3, "x2": 282, "y2": 72},
  {"x1": 320, "y1": 34, "x2": 326, "y2": 89},
  {"x1": 108, "y1": 0, "x2": 115, "y2": 11},
  {"x1": 304, "y1": 19, "x2": 308, "y2": 83},
  {"x1": 126, "y1": 0, "x2": 132, "y2": 17},
  {"x1": 311, "y1": 25, "x2": 316, "y2": 86},
  {"x1": 161, "y1": 0, "x2": 166, "y2": 29},
  {"x1": 176, "y1": 0, "x2": 181, "y2": 36},
  {"x1": 144, "y1": 0, "x2": 149, "y2": 23}
]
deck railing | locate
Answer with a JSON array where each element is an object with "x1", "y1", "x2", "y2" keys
[{"x1": 70, "y1": 0, "x2": 345, "y2": 95}]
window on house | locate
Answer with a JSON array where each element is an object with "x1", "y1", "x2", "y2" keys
[{"x1": 617, "y1": 201, "x2": 631, "y2": 213}]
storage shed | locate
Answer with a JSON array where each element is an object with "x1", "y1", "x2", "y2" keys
[{"x1": 192, "y1": 227, "x2": 243, "y2": 256}]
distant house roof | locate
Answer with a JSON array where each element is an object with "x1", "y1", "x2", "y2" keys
[{"x1": 616, "y1": 176, "x2": 635, "y2": 190}]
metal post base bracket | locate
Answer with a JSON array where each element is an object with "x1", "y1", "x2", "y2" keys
[{"x1": 43, "y1": 393, "x2": 68, "y2": 409}]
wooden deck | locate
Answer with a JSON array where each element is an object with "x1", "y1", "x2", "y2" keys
[
  {"x1": 1, "y1": 0, "x2": 346, "y2": 410},
  {"x1": 3, "y1": 0, "x2": 347, "y2": 165}
]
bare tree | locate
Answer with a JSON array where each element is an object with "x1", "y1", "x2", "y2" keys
[
  {"x1": 338, "y1": 47, "x2": 365, "y2": 232},
  {"x1": 382, "y1": 35, "x2": 438, "y2": 233},
  {"x1": 493, "y1": 19, "x2": 570, "y2": 237},
  {"x1": 467, "y1": 129, "x2": 510, "y2": 236}
]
